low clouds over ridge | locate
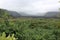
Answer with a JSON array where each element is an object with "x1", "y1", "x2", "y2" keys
[{"x1": 0, "y1": 0, "x2": 60, "y2": 15}]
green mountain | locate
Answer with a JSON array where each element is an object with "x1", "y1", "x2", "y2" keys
[{"x1": 0, "y1": 9, "x2": 21, "y2": 18}]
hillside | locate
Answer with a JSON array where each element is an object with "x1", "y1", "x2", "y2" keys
[
  {"x1": 0, "y1": 9, "x2": 60, "y2": 18},
  {"x1": 44, "y1": 11, "x2": 60, "y2": 18},
  {"x1": 8, "y1": 11, "x2": 21, "y2": 18},
  {"x1": 0, "y1": 9, "x2": 21, "y2": 18}
]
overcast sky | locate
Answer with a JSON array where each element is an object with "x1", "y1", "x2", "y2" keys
[{"x1": 0, "y1": 0, "x2": 60, "y2": 15}]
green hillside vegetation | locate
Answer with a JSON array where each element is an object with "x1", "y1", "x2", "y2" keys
[
  {"x1": 0, "y1": 9, "x2": 13, "y2": 19},
  {"x1": 0, "y1": 9, "x2": 60, "y2": 40}
]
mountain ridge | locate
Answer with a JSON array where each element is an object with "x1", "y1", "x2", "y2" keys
[{"x1": 0, "y1": 8, "x2": 60, "y2": 18}]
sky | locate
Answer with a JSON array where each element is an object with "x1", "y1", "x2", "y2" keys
[{"x1": 0, "y1": 0, "x2": 60, "y2": 15}]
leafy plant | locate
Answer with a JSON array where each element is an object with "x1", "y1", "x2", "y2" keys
[{"x1": 0, "y1": 32, "x2": 17, "y2": 40}]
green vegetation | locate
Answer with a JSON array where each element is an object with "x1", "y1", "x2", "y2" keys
[
  {"x1": 0, "y1": 9, "x2": 60, "y2": 40},
  {"x1": 0, "y1": 18, "x2": 60, "y2": 40},
  {"x1": 0, "y1": 32, "x2": 16, "y2": 40}
]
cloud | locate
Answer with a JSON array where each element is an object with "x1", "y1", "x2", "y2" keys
[{"x1": 0, "y1": 0, "x2": 60, "y2": 15}]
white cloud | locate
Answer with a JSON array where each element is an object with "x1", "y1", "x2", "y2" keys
[{"x1": 0, "y1": 0, "x2": 60, "y2": 15}]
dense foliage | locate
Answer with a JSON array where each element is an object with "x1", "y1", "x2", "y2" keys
[
  {"x1": 0, "y1": 9, "x2": 60, "y2": 40},
  {"x1": 0, "y1": 18, "x2": 60, "y2": 40}
]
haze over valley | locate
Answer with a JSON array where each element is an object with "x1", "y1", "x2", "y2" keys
[{"x1": 0, "y1": 0, "x2": 60, "y2": 16}]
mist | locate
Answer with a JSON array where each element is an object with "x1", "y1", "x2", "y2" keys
[{"x1": 0, "y1": 0, "x2": 60, "y2": 16}]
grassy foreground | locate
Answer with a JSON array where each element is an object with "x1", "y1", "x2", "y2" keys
[{"x1": 0, "y1": 18, "x2": 60, "y2": 40}]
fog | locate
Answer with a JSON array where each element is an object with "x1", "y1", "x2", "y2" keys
[{"x1": 0, "y1": 0, "x2": 60, "y2": 15}]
